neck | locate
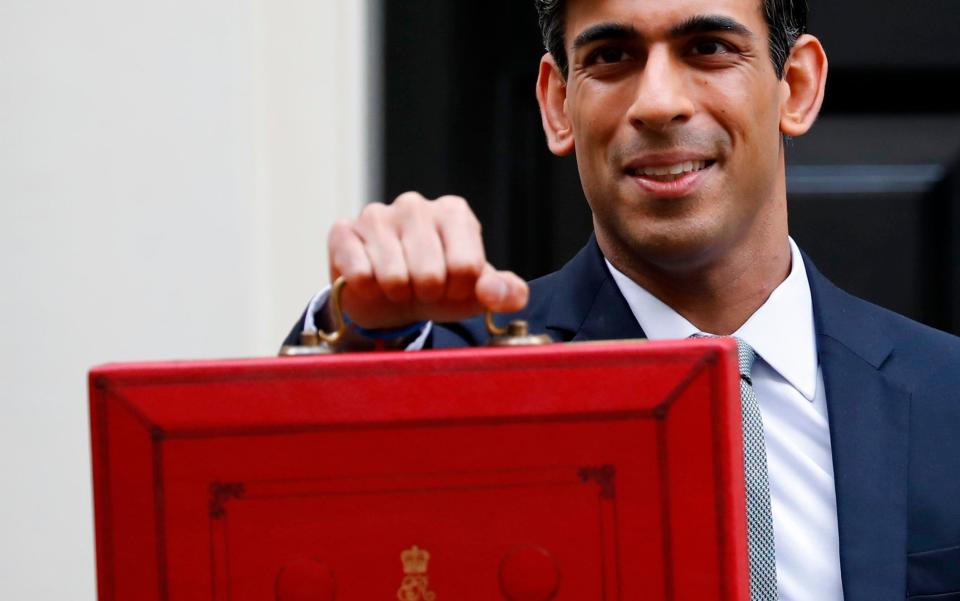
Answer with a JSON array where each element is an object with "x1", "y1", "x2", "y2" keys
[{"x1": 600, "y1": 223, "x2": 791, "y2": 336}]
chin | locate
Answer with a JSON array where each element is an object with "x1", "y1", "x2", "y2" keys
[{"x1": 603, "y1": 218, "x2": 727, "y2": 272}]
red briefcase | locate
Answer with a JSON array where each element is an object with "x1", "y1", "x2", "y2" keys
[{"x1": 89, "y1": 338, "x2": 747, "y2": 601}]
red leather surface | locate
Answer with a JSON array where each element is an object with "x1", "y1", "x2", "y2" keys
[{"x1": 89, "y1": 339, "x2": 747, "y2": 601}]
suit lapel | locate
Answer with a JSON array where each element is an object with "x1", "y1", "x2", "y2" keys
[
  {"x1": 543, "y1": 236, "x2": 646, "y2": 342},
  {"x1": 806, "y1": 256, "x2": 910, "y2": 601}
]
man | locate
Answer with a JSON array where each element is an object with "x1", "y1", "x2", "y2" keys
[{"x1": 287, "y1": 0, "x2": 960, "y2": 599}]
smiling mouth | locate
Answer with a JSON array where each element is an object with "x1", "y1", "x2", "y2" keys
[{"x1": 627, "y1": 160, "x2": 716, "y2": 182}]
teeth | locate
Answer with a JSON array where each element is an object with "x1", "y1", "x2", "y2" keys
[{"x1": 634, "y1": 160, "x2": 708, "y2": 178}]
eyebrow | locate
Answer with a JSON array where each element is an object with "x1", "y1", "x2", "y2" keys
[
  {"x1": 670, "y1": 15, "x2": 754, "y2": 38},
  {"x1": 571, "y1": 14, "x2": 755, "y2": 53},
  {"x1": 571, "y1": 22, "x2": 639, "y2": 53}
]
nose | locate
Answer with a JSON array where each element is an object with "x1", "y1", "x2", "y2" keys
[{"x1": 627, "y1": 45, "x2": 695, "y2": 131}]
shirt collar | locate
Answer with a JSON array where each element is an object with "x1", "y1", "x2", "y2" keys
[{"x1": 605, "y1": 237, "x2": 818, "y2": 401}]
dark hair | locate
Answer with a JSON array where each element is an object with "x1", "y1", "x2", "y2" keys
[{"x1": 534, "y1": 0, "x2": 807, "y2": 79}]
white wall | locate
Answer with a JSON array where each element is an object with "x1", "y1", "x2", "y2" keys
[{"x1": 0, "y1": 0, "x2": 372, "y2": 597}]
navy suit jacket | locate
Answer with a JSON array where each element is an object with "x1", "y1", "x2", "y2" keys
[{"x1": 287, "y1": 237, "x2": 960, "y2": 600}]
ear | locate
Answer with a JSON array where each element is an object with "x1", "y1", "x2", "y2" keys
[
  {"x1": 536, "y1": 53, "x2": 575, "y2": 156},
  {"x1": 779, "y1": 34, "x2": 828, "y2": 137}
]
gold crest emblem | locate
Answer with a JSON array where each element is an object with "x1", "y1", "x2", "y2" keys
[{"x1": 396, "y1": 545, "x2": 436, "y2": 601}]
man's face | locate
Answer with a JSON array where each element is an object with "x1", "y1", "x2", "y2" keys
[{"x1": 560, "y1": 0, "x2": 787, "y2": 271}]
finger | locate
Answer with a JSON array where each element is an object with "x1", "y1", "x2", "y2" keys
[
  {"x1": 435, "y1": 195, "x2": 485, "y2": 301},
  {"x1": 475, "y1": 265, "x2": 529, "y2": 312},
  {"x1": 328, "y1": 220, "x2": 381, "y2": 301},
  {"x1": 394, "y1": 198, "x2": 447, "y2": 303},
  {"x1": 354, "y1": 203, "x2": 412, "y2": 302}
]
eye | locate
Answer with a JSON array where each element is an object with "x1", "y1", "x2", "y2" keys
[
  {"x1": 586, "y1": 45, "x2": 632, "y2": 65},
  {"x1": 690, "y1": 39, "x2": 734, "y2": 56}
]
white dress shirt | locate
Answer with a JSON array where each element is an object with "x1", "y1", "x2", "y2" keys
[{"x1": 606, "y1": 238, "x2": 843, "y2": 601}]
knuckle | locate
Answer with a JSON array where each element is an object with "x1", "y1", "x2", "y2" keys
[
  {"x1": 437, "y1": 196, "x2": 480, "y2": 230},
  {"x1": 395, "y1": 190, "x2": 424, "y2": 202},
  {"x1": 329, "y1": 218, "x2": 352, "y2": 233},
  {"x1": 393, "y1": 192, "x2": 435, "y2": 225},
  {"x1": 327, "y1": 219, "x2": 353, "y2": 246},
  {"x1": 435, "y1": 195, "x2": 470, "y2": 214},
  {"x1": 393, "y1": 191, "x2": 425, "y2": 209},
  {"x1": 358, "y1": 204, "x2": 397, "y2": 239},
  {"x1": 437, "y1": 194, "x2": 467, "y2": 207},
  {"x1": 359, "y1": 201, "x2": 387, "y2": 222}
]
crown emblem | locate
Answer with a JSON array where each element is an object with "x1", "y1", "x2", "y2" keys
[
  {"x1": 397, "y1": 546, "x2": 436, "y2": 601},
  {"x1": 400, "y1": 545, "x2": 430, "y2": 575}
]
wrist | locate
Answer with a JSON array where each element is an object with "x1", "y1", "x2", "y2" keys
[{"x1": 342, "y1": 312, "x2": 429, "y2": 341}]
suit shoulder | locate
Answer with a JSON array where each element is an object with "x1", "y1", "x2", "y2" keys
[{"x1": 843, "y1": 292, "x2": 960, "y2": 376}]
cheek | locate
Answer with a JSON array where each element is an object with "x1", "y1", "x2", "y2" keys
[
  {"x1": 573, "y1": 83, "x2": 630, "y2": 144},
  {"x1": 713, "y1": 81, "x2": 781, "y2": 157}
]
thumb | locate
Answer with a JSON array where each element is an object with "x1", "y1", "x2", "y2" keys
[{"x1": 475, "y1": 264, "x2": 529, "y2": 312}]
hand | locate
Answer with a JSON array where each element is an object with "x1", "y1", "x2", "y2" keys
[{"x1": 327, "y1": 192, "x2": 529, "y2": 329}]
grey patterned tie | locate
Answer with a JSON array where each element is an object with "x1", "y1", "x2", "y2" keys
[
  {"x1": 695, "y1": 335, "x2": 779, "y2": 600},
  {"x1": 736, "y1": 338, "x2": 779, "y2": 600}
]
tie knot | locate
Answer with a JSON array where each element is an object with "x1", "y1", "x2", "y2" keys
[{"x1": 690, "y1": 334, "x2": 757, "y2": 382}]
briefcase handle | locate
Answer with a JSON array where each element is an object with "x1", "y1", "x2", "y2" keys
[
  {"x1": 280, "y1": 277, "x2": 551, "y2": 356},
  {"x1": 278, "y1": 277, "x2": 349, "y2": 356},
  {"x1": 484, "y1": 311, "x2": 552, "y2": 346}
]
